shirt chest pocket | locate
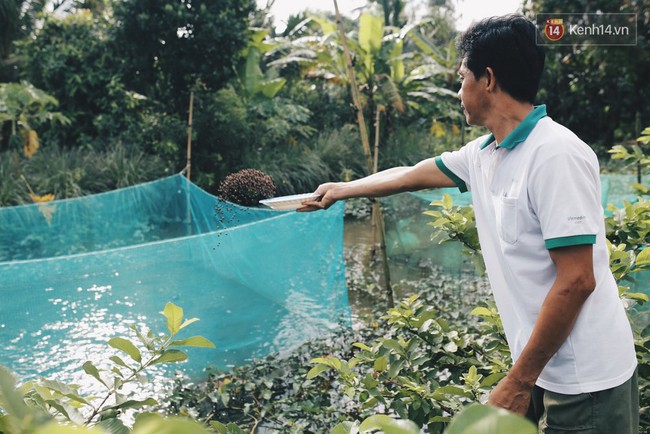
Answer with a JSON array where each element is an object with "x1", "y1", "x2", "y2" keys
[{"x1": 498, "y1": 196, "x2": 519, "y2": 244}]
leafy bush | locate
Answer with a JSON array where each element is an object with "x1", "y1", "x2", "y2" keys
[
  {"x1": 167, "y1": 265, "x2": 505, "y2": 433},
  {"x1": 0, "y1": 81, "x2": 70, "y2": 153},
  {"x1": 0, "y1": 303, "x2": 216, "y2": 434}
]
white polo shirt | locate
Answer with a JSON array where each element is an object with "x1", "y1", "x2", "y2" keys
[{"x1": 435, "y1": 105, "x2": 637, "y2": 394}]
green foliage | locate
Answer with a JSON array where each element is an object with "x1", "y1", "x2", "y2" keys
[
  {"x1": 306, "y1": 294, "x2": 509, "y2": 432},
  {"x1": 0, "y1": 144, "x2": 171, "y2": 206},
  {"x1": 423, "y1": 193, "x2": 484, "y2": 273},
  {"x1": 605, "y1": 200, "x2": 650, "y2": 306},
  {"x1": 112, "y1": 0, "x2": 255, "y2": 114},
  {"x1": 18, "y1": 10, "x2": 184, "y2": 153},
  {"x1": 191, "y1": 83, "x2": 317, "y2": 192},
  {"x1": 0, "y1": 303, "x2": 215, "y2": 434},
  {"x1": 0, "y1": 81, "x2": 70, "y2": 152},
  {"x1": 231, "y1": 125, "x2": 367, "y2": 197},
  {"x1": 526, "y1": 0, "x2": 649, "y2": 156},
  {"x1": 267, "y1": 9, "x2": 461, "y2": 174},
  {"x1": 604, "y1": 130, "x2": 650, "y2": 307},
  {"x1": 609, "y1": 140, "x2": 650, "y2": 170},
  {"x1": 331, "y1": 414, "x2": 420, "y2": 434},
  {"x1": 443, "y1": 403, "x2": 536, "y2": 434},
  {"x1": 608, "y1": 126, "x2": 650, "y2": 195},
  {"x1": 236, "y1": 28, "x2": 287, "y2": 102},
  {"x1": 19, "y1": 11, "x2": 120, "y2": 149}
]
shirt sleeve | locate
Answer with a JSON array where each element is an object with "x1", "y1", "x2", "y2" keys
[
  {"x1": 436, "y1": 143, "x2": 474, "y2": 193},
  {"x1": 529, "y1": 152, "x2": 602, "y2": 249}
]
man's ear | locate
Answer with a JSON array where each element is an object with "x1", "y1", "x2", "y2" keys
[{"x1": 485, "y1": 67, "x2": 497, "y2": 92}]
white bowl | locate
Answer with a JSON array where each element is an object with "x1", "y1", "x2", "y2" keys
[{"x1": 259, "y1": 193, "x2": 321, "y2": 211}]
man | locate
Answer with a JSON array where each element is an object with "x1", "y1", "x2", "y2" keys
[{"x1": 299, "y1": 14, "x2": 639, "y2": 433}]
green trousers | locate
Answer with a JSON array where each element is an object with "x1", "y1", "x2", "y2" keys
[{"x1": 526, "y1": 370, "x2": 639, "y2": 434}]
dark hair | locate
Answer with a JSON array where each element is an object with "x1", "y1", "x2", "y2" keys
[{"x1": 458, "y1": 14, "x2": 545, "y2": 104}]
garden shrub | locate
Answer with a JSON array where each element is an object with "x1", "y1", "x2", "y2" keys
[
  {"x1": 167, "y1": 266, "x2": 504, "y2": 433},
  {"x1": 0, "y1": 303, "x2": 216, "y2": 434}
]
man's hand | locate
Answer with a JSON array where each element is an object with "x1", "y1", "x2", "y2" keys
[
  {"x1": 296, "y1": 182, "x2": 344, "y2": 212},
  {"x1": 488, "y1": 373, "x2": 533, "y2": 416}
]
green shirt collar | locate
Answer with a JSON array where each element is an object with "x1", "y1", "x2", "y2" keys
[{"x1": 479, "y1": 104, "x2": 547, "y2": 150}]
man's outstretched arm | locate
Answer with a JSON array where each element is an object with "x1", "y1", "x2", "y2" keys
[{"x1": 297, "y1": 157, "x2": 457, "y2": 211}]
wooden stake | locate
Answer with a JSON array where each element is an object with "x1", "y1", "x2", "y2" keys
[
  {"x1": 371, "y1": 106, "x2": 384, "y2": 249},
  {"x1": 185, "y1": 92, "x2": 194, "y2": 230},
  {"x1": 185, "y1": 91, "x2": 194, "y2": 181},
  {"x1": 333, "y1": 1, "x2": 394, "y2": 307}
]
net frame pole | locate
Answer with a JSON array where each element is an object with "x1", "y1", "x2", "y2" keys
[
  {"x1": 185, "y1": 92, "x2": 194, "y2": 229},
  {"x1": 185, "y1": 92, "x2": 194, "y2": 181},
  {"x1": 334, "y1": 0, "x2": 393, "y2": 307}
]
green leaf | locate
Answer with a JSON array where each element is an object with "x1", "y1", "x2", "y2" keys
[
  {"x1": 131, "y1": 416, "x2": 212, "y2": 434},
  {"x1": 443, "y1": 341, "x2": 458, "y2": 353},
  {"x1": 624, "y1": 292, "x2": 649, "y2": 303},
  {"x1": 310, "y1": 357, "x2": 342, "y2": 370},
  {"x1": 151, "y1": 349, "x2": 188, "y2": 365},
  {"x1": 33, "y1": 422, "x2": 105, "y2": 433},
  {"x1": 381, "y1": 339, "x2": 403, "y2": 353},
  {"x1": 0, "y1": 366, "x2": 33, "y2": 421},
  {"x1": 330, "y1": 421, "x2": 359, "y2": 434},
  {"x1": 109, "y1": 355, "x2": 129, "y2": 368},
  {"x1": 470, "y1": 307, "x2": 493, "y2": 316},
  {"x1": 353, "y1": 342, "x2": 371, "y2": 351},
  {"x1": 433, "y1": 385, "x2": 471, "y2": 399},
  {"x1": 221, "y1": 422, "x2": 249, "y2": 434},
  {"x1": 306, "y1": 364, "x2": 331, "y2": 379},
  {"x1": 374, "y1": 356, "x2": 388, "y2": 373},
  {"x1": 105, "y1": 397, "x2": 158, "y2": 412},
  {"x1": 98, "y1": 418, "x2": 130, "y2": 434},
  {"x1": 444, "y1": 404, "x2": 536, "y2": 434},
  {"x1": 310, "y1": 15, "x2": 336, "y2": 35},
  {"x1": 132, "y1": 412, "x2": 163, "y2": 430},
  {"x1": 358, "y1": 414, "x2": 420, "y2": 434},
  {"x1": 131, "y1": 325, "x2": 157, "y2": 350},
  {"x1": 108, "y1": 337, "x2": 142, "y2": 363},
  {"x1": 83, "y1": 361, "x2": 110, "y2": 388},
  {"x1": 210, "y1": 421, "x2": 229, "y2": 434},
  {"x1": 161, "y1": 302, "x2": 184, "y2": 335},
  {"x1": 259, "y1": 78, "x2": 287, "y2": 98},
  {"x1": 178, "y1": 318, "x2": 200, "y2": 331},
  {"x1": 635, "y1": 247, "x2": 650, "y2": 267},
  {"x1": 480, "y1": 372, "x2": 507, "y2": 387},
  {"x1": 443, "y1": 193, "x2": 453, "y2": 209},
  {"x1": 429, "y1": 415, "x2": 452, "y2": 423},
  {"x1": 37, "y1": 379, "x2": 82, "y2": 400},
  {"x1": 170, "y1": 336, "x2": 216, "y2": 348}
]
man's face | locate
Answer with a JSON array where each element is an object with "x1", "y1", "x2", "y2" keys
[{"x1": 457, "y1": 59, "x2": 488, "y2": 126}]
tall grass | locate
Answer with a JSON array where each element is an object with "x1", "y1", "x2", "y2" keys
[{"x1": 0, "y1": 145, "x2": 172, "y2": 206}]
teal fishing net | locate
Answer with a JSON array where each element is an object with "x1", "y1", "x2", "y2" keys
[{"x1": 0, "y1": 174, "x2": 349, "y2": 384}]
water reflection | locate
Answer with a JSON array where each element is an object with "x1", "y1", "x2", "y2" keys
[{"x1": 3, "y1": 282, "x2": 172, "y2": 398}]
